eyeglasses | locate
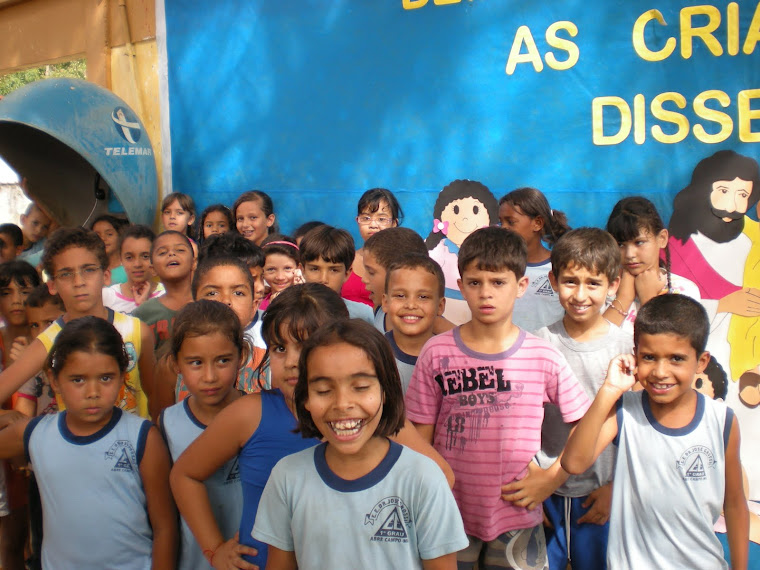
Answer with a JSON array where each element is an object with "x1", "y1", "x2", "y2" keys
[
  {"x1": 357, "y1": 215, "x2": 393, "y2": 227},
  {"x1": 54, "y1": 266, "x2": 102, "y2": 282}
]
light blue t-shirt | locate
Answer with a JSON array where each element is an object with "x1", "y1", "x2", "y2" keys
[
  {"x1": 253, "y1": 441, "x2": 468, "y2": 569},
  {"x1": 385, "y1": 331, "x2": 417, "y2": 394},
  {"x1": 24, "y1": 409, "x2": 152, "y2": 570},
  {"x1": 345, "y1": 298, "x2": 374, "y2": 325},
  {"x1": 160, "y1": 399, "x2": 243, "y2": 570}
]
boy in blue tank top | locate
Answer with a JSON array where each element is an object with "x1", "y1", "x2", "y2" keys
[
  {"x1": 0, "y1": 316, "x2": 176, "y2": 569},
  {"x1": 562, "y1": 295, "x2": 749, "y2": 569}
]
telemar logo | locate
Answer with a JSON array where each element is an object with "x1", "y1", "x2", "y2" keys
[
  {"x1": 105, "y1": 106, "x2": 152, "y2": 157},
  {"x1": 105, "y1": 440, "x2": 138, "y2": 473},
  {"x1": 365, "y1": 496, "x2": 410, "y2": 543},
  {"x1": 676, "y1": 445, "x2": 716, "y2": 481}
]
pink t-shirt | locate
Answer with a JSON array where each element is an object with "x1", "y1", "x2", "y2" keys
[{"x1": 405, "y1": 327, "x2": 590, "y2": 540}]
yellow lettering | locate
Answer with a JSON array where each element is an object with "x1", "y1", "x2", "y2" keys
[
  {"x1": 738, "y1": 88, "x2": 760, "y2": 142},
  {"x1": 680, "y1": 6, "x2": 722, "y2": 58},
  {"x1": 506, "y1": 26, "x2": 544, "y2": 75},
  {"x1": 545, "y1": 21, "x2": 579, "y2": 71},
  {"x1": 693, "y1": 90, "x2": 732, "y2": 143},
  {"x1": 402, "y1": 0, "x2": 428, "y2": 9},
  {"x1": 651, "y1": 92, "x2": 689, "y2": 144},
  {"x1": 727, "y1": 3, "x2": 739, "y2": 55},
  {"x1": 632, "y1": 10, "x2": 677, "y2": 62},
  {"x1": 433, "y1": 0, "x2": 461, "y2": 4},
  {"x1": 744, "y1": 2, "x2": 760, "y2": 54},
  {"x1": 592, "y1": 97, "x2": 631, "y2": 146},
  {"x1": 634, "y1": 94, "x2": 646, "y2": 144}
]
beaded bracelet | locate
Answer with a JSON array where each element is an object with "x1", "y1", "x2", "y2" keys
[{"x1": 609, "y1": 298, "x2": 628, "y2": 317}]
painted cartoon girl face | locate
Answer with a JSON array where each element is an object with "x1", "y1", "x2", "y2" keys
[
  {"x1": 440, "y1": 197, "x2": 491, "y2": 247},
  {"x1": 710, "y1": 178, "x2": 752, "y2": 221}
]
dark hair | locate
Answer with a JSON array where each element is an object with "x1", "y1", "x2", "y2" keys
[
  {"x1": 425, "y1": 180, "x2": 498, "y2": 249},
  {"x1": 670, "y1": 150, "x2": 760, "y2": 242},
  {"x1": 295, "y1": 319, "x2": 405, "y2": 439},
  {"x1": 161, "y1": 192, "x2": 197, "y2": 236},
  {"x1": 197, "y1": 204, "x2": 234, "y2": 244},
  {"x1": 385, "y1": 253, "x2": 445, "y2": 297},
  {"x1": 261, "y1": 283, "x2": 349, "y2": 349},
  {"x1": 499, "y1": 187, "x2": 570, "y2": 246},
  {"x1": 458, "y1": 227, "x2": 526, "y2": 278},
  {"x1": 47, "y1": 316, "x2": 129, "y2": 376},
  {"x1": 299, "y1": 225, "x2": 354, "y2": 270},
  {"x1": 0, "y1": 224, "x2": 23, "y2": 247},
  {"x1": 696, "y1": 356, "x2": 728, "y2": 400},
  {"x1": 192, "y1": 256, "x2": 254, "y2": 299},
  {"x1": 293, "y1": 221, "x2": 326, "y2": 243},
  {"x1": 170, "y1": 300, "x2": 245, "y2": 360},
  {"x1": 0, "y1": 260, "x2": 41, "y2": 290},
  {"x1": 199, "y1": 232, "x2": 264, "y2": 268},
  {"x1": 150, "y1": 230, "x2": 193, "y2": 259},
  {"x1": 364, "y1": 227, "x2": 427, "y2": 269},
  {"x1": 25, "y1": 283, "x2": 64, "y2": 311},
  {"x1": 90, "y1": 214, "x2": 129, "y2": 235},
  {"x1": 357, "y1": 188, "x2": 403, "y2": 224},
  {"x1": 634, "y1": 294, "x2": 709, "y2": 354},
  {"x1": 261, "y1": 234, "x2": 300, "y2": 265},
  {"x1": 606, "y1": 196, "x2": 671, "y2": 292},
  {"x1": 118, "y1": 224, "x2": 156, "y2": 255},
  {"x1": 42, "y1": 228, "x2": 109, "y2": 279},
  {"x1": 550, "y1": 228, "x2": 620, "y2": 283},
  {"x1": 232, "y1": 190, "x2": 278, "y2": 235}
]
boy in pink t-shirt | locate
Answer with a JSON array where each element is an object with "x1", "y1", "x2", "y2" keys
[{"x1": 406, "y1": 227, "x2": 591, "y2": 568}]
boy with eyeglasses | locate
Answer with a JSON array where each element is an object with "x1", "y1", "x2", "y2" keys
[{"x1": 0, "y1": 228, "x2": 156, "y2": 419}]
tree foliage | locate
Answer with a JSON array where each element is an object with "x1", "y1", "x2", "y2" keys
[{"x1": 0, "y1": 59, "x2": 86, "y2": 97}]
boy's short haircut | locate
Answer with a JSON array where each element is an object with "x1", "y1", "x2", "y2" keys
[
  {"x1": 25, "y1": 283, "x2": 64, "y2": 311},
  {"x1": 150, "y1": 230, "x2": 192, "y2": 258},
  {"x1": 550, "y1": 227, "x2": 620, "y2": 282},
  {"x1": 0, "y1": 260, "x2": 41, "y2": 290},
  {"x1": 0, "y1": 224, "x2": 23, "y2": 247},
  {"x1": 385, "y1": 253, "x2": 445, "y2": 297},
  {"x1": 191, "y1": 255, "x2": 254, "y2": 299},
  {"x1": 118, "y1": 224, "x2": 155, "y2": 253},
  {"x1": 293, "y1": 221, "x2": 326, "y2": 243},
  {"x1": 199, "y1": 231, "x2": 265, "y2": 268},
  {"x1": 634, "y1": 294, "x2": 709, "y2": 354},
  {"x1": 42, "y1": 228, "x2": 109, "y2": 278},
  {"x1": 363, "y1": 227, "x2": 427, "y2": 269},
  {"x1": 299, "y1": 225, "x2": 355, "y2": 270},
  {"x1": 457, "y1": 227, "x2": 527, "y2": 278}
]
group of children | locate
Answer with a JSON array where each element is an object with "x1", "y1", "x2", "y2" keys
[{"x1": 0, "y1": 184, "x2": 748, "y2": 569}]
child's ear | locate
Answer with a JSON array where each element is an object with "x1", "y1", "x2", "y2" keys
[
  {"x1": 532, "y1": 216, "x2": 544, "y2": 233},
  {"x1": 548, "y1": 271, "x2": 558, "y2": 292},
  {"x1": 607, "y1": 276, "x2": 621, "y2": 298},
  {"x1": 456, "y1": 278, "x2": 463, "y2": 294},
  {"x1": 47, "y1": 279, "x2": 58, "y2": 296},
  {"x1": 238, "y1": 343, "x2": 250, "y2": 370},
  {"x1": 169, "y1": 355, "x2": 180, "y2": 376},
  {"x1": 13, "y1": 245, "x2": 22, "y2": 257},
  {"x1": 516, "y1": 275, "x2": 529, "y2": 298},
  {"x1": 437, "y1": 295, "x2": 446, "y2": 317},
  {"x1": 381, "y1": 293, "x2": 389, "y2": 314},
  {"x1": 49, "y1": 373, "x2": 61, "y2": 395},
  {"x1": 265, "y1": 214, "x2": 275, "y2": 229},
  {"x1": 188, "y1": 214, "x2": 196, "y2": 227},
  {"x1": 696, "y1": 350, "x2": 711, "y2": 375}
]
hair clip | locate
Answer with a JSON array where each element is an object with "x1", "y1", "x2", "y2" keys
[{"x1": 433, "y1": 219, "x2": 449, "y2": 235}]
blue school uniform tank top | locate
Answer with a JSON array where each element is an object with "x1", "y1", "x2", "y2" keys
[
  {"x1": 160, "y1": 398, "x2": 243, "y2": 570},
  {"x1": 608, "y1": 391, "x2": 731, "y2": 569},
  {"x1": 238, "y1": 389, "x2": 319, "y2": 568},
  {"x1": 24, "y1": 408, "x2": 152, "y2": 569}
]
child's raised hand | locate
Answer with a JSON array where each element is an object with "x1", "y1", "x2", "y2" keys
[
  {"x1": 8, "y1": 337, "x2": 29, "y2": 364},
  {"x1": 577, "y1": 482, "x2": 612, "y2": 526},
  {"x1": 210, "y1": 532, "x2": 259, "y2": 569},
  {"x1": 501, "y1": 462, "x2": 556, "y2": 511},
  {"x1": 604, "y1": 353, "x2": 637, "y2": 394},
  {"x1": 131, "y1": 281, "x2": 151, "y2": 307}
]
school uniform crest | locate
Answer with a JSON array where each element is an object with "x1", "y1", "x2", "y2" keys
[
  {"x1": 365, "y1": 496, "x2": 410, "y2": 544},
  {"x1": 676, "y1": 445, "x2": 715, "y2": 481},
  {"x1": 105, "y1": 440, "x2": 138, "y2": 472}
]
